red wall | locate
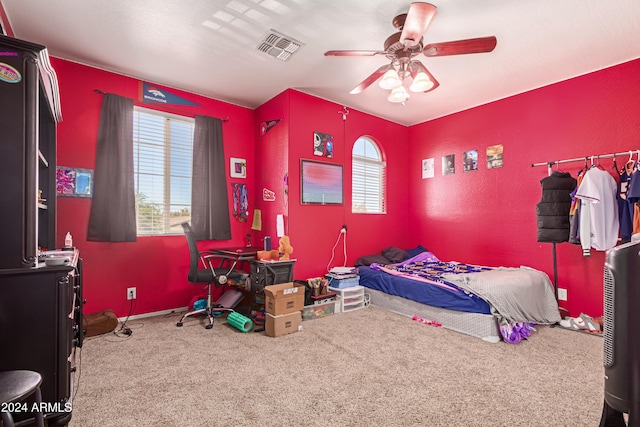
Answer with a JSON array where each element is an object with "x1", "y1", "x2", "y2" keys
[
  {"x1": 255, "y1": 90, "x2": 411, "y2": 279},
  {"x1": 51, "y1": 58, "x2": 256, "y2": 317},
  {"x1": 51, "y1": 53, "x2": 640, "y2": 319},
  {"x1": 408, "y1": 58, "x2": 640, "y2": 318}
]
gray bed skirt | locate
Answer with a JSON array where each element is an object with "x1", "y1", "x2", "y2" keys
[{"x1": 364, "y1": 288, "x2": 502, "y2": 343}]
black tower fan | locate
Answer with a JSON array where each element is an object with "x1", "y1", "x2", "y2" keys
[{"x1": 600, "y1": 240, "x2": 640, "y2": 426}]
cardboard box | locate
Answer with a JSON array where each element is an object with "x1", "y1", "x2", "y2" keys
[
  {"x1": 264, "y1": 282, "x2": 305, "y2": 315},
  {"x1": 266, "y1": 311, "x2": 302, "y2": 337}
]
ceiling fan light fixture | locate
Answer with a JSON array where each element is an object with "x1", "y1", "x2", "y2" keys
[
  {"x1": 378, "y1": 69, "x2": 402, "y2": 90},
  {"x1": 410, "y1": 71, "x2": 434, "y2": 92},
  {"x1": 388, "y1": 86, "x2": 410, "y2": 103}
]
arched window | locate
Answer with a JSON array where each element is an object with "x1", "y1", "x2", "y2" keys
[{"x1": 352, "y1": 136, "x2": 386, "y2": 213}]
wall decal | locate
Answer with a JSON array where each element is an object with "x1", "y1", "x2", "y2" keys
[
  {"x1": 487, "y1": 144, "x2": 504, "y2": 169},
  {"x1": 263, "y1": 188, "x2": 276, "y2": 201},
  {"x1": 422, "y1": 158, "x2": 434, "y2": 179},
  {"x1": 313, "y1": 131, "x2": 333, "y2": 158}
]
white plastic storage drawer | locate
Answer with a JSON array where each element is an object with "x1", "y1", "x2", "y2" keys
[{"x1": 328, "y1": 285, "x2": 365, "y2": 313}]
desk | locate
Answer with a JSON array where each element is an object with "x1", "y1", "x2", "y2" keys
[{"x1": 210, "y1": 246, "x2": 262, "y2": 272}]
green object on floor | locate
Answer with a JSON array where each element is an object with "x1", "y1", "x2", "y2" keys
[{"x1": 227, "y1": 311, "x2": 253, "y2": 332}]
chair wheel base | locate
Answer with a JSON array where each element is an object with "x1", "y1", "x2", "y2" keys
[{"x1": 176, "y1": 322, "x2": 183, "y2": 327}]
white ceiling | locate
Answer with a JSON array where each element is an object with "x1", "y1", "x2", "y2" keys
[{"x1": 3, "y1": 0, "x2": 640, "y2": 126}]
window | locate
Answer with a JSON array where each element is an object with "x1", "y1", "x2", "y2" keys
[
  {"x1": 133, "y1": 107, "x2": 194, "y2": 235},
  {"x1": 352, "y1": 136, "x2": 386, "y2": 213}
]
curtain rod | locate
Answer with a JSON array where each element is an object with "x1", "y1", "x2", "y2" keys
[
  {"x1": 94, "y1": 89, "x2": 229, "y2": 122},
  {"x1": 531, "y1": 149, "x2": 640, "y2": 168}
]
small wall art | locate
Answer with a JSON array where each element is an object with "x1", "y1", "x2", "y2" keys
[
  {"x1": 487, "y1": 144, "x2": 504, "y2": 168},
  {"x1": 56, "y1": 166, "x2": 94, "y2": 198},
  {"x1": 230, "y1": 157, "x2": 246, "y2": 178},
  {"x1": 313, "y1": 132, "x2": 333, "y2": 158},
  {"x1": 422, "y1": 158, "x2": 434, "y2": 179},
  {"x1": 463, "y1": 150, "x2": 478, "y2": 172},
  {"x1": 442, "y1": 154, "x2": 455, "y2": 175}
]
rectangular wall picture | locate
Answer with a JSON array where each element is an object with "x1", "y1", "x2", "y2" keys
[
  {"x1": 422, "y1": 158, "x2": 434, "y2": 179},
  {"x1": 463, "y1": 150, "x2": 478, "y2": 172},
  {"x1": 487, "y1": 144, "x2": 504, "y2": 169},
  {"x1": 56, "y1": 166, "x2": 94, "y2": 198},
  {"x1": 230, "y1": 157, "x2": 247, "y2": 178},
  {"x1": 313, "y1": 132, "x2": 334, "y2": 158},
  {"x1": 300, "y1": 159, "x2": 343, "y2": 205},
  {"x1": 442, "y1": 154, "x2": 455, "y2": 175}
]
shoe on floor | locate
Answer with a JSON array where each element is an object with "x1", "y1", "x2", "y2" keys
[{"x1": 578, "y1": 313, "x2": 601, "y2": 332}]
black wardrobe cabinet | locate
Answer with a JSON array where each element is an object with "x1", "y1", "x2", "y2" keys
[{"x1": 0, "y1": 34, "x2": 82, "y2": 426}]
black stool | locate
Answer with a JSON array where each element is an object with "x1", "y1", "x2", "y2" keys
[{"x1": 0, "y1": 370, "x2": 45, "y2": 427}]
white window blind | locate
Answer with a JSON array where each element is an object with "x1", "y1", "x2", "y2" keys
[
  {"x1": 133, "y1": 107, "x2": 194, "y2": 235},
  {"x1": 352, "y1": 137, "x2": 386, "y2": 214}
]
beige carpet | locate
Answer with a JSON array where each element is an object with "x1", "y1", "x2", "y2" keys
[{"x1": 69, "y1": 306, "x2": 605, "y2": 427}]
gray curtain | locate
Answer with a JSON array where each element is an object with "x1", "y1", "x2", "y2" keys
[
  {"x1": 87, "y1": 93, "x2": 136, "y2": 242},
  {"x1": 190, "y1": 115, "x2": 231, "y2": 240}
]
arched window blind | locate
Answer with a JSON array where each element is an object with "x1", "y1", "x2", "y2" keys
[{"x1": 352, "y1": 136, "x2": 386, "y2": 214}]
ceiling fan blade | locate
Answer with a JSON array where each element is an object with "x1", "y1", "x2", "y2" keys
[
  {"x1": 400, "y1": 2, "x2": 437, "y2": 48},
  {"x1": 349, "y1": 64, "x2": 392, "y2": 94},
  {"x1": 423, "y1": 36, "x2": 497, "y2": 57},
  {"x1": 325, "y1": 50, "x2": 386, "y2": 57}
]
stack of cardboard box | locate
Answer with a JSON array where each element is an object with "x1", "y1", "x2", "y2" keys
[{"x1": 264, "y1": 282, "x2": 305, "y2": 337}]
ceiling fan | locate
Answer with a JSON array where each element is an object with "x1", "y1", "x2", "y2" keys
[{"x1": 324, "y1": 2, "x2": 497, "y2": 103}]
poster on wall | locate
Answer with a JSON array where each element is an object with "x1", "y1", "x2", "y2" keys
[
  {"x1": 313, "y1": 132, "x2": 333, "y2": 158},
  {"x1": 487, "y1": 144, "x2": 504, "y2": 169},
  {"x1": 231, "y1": 183, "x2": 248, "y2": 222},
  {"x1": 442, "y1": 154, "x2": 455, "y2": 175},
  {"x1": 463, "y1": 150, "x2": 478, "y2": 172},
  {"x1": 56, "y1": 167, "x2": 94, "y2": 197},
  {"x1": 422, "y1": 158, "x2": 434, "y2": 179}
]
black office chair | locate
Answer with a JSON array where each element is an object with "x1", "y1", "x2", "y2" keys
[{"x1": 176, "y1": 222, "x2": 245, "y2": 329}]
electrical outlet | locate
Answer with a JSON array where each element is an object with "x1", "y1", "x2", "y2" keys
[
  {"x1": 127, "y1": 287, "x2": 136, "y2": 300},
  {"x1": 557, "y1": 288, "x2": 567, "y2": 301},
  {"x1": 340, "y1": 224, "x2": 347, "y2": 234}
]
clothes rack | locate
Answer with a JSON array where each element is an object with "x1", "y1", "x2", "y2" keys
[{"x1": 531, "y1": 149, "x2": 638, "y2": 299}]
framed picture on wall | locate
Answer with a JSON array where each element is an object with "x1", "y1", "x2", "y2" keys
[
  {"x1": 230, "y1": 157, "x2": 246, "y2": 178},
  {"x1": 56, "y1": 166, "x2": 94, "y2": 198},
  {"x1": 300, "y1": 159, "x2": 343, "y2": 205}
]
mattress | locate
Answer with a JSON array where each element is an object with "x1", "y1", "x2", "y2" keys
[{"x1": 357, "y1": 264, "x2": 492, "y2": 314}]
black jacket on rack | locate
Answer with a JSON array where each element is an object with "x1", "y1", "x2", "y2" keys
[{"x1": 536, "y1": 171, "x2": 577, "y2": 243}]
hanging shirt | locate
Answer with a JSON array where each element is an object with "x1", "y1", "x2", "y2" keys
[
  {"x1": 617, "y1": 161, "x2": 635, "y2": 242},
  {"x1": 575, "y1": 167, "x2": 619, "y2": 251}
]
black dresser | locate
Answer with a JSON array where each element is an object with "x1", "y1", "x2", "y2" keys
[{"x1": 0, "y1": 250, "x2": 83, "y2": 426}]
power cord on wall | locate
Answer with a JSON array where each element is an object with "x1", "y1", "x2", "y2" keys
[{"x1": 326, "y1": 226, "x2": 348, "y2": 272}]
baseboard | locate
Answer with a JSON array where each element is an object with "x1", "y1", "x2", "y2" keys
[{"x1": 117, "y1": 307, "x2": 187, "y2": 322}]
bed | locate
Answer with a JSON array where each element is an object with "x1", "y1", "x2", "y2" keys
[{"x1": 356, "y1": 247, "x2": 561, "y2": 343}]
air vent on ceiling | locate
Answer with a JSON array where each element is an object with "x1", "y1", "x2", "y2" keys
[{"x1": 256, "y1": 30, "x2": 304, "y2": 62}]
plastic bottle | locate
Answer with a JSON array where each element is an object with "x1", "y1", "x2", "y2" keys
[{"x1": 65, "y1": 232, "x2": 73, "y2": 248}]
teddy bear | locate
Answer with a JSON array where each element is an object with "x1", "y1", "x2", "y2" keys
[{"x1": 278, "y1": 235, "x2": 293, "y2": 260}]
